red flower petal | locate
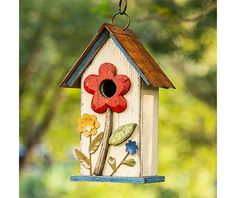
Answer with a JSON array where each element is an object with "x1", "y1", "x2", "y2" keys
[
  {"x1": 107, "y1": 95, "x2": 127, "y2": 113},
  {"x1": 98, "y1": 63, "x2": 117, "y2": 77},
  {"x1": 114, "y1": 74, "x2": 131, "y2": 95},
  {"x1": 91, "y1": 92, "x2": 108, "y2": 113},
  {"x1": 84, "y1": 74, "x2": 99, "y2": 94}
]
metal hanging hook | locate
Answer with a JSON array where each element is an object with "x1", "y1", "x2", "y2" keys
[
  {"x1": 112, "y1": 0, "x2": 130, "y2": 31},
  {"x1": 119, "y1": 0, "x2": 127, "y2": 14}
]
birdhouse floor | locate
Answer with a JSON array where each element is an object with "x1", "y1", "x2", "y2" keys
[{"x1": 70, "y1": 175, "x2": 165, "y2": 184}]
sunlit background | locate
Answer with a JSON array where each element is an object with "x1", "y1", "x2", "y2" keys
[{"x1": 20, "y1": 0, "x2": 216, "y2": 197}]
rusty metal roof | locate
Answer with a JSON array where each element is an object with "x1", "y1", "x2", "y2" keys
[{"x1": 60, "y1": 23, "x2": 175, "y2": 89}]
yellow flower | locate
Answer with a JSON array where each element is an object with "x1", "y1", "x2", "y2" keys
[{"x1": 78, "y1": 114, "x2": 100, "y2": 137}]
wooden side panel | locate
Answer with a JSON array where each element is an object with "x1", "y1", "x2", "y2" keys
[
  {"x1": 141, "y1": 84, "x2": 159, "y2": 176},
  {"x1": 80, "y1": 38, "x2": 141, "y2": 177}
]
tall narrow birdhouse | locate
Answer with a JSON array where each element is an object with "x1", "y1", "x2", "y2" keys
[{"x1": 60, "y1": 24, "x2": 175, "y2": 183}]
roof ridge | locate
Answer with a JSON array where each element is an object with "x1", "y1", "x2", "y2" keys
[{"x1": 104, "y1": 23, "x2": 137, "y2": 38}]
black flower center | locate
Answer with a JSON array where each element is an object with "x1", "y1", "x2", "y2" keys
[{"x1": 99, "y1": 80, "x2": 117, "y2": 98}]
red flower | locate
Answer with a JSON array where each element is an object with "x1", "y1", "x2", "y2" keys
[{"x1": 84, "y1": 62, "x2": 131, "y2": 113}]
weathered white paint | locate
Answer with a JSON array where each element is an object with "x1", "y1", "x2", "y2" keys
[
  {"x1": 80, "y1": 38, "x2": 141, "y2": 177},
  {"x1": 140, "y1": 83, "x2": 159, "y2": 176}
]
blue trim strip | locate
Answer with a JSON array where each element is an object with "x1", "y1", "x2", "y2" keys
[
  {"x1": 70, "y1": 176, "x2": 165, "y2": 183},
  {"x1": 67, "y1": 30, "x2": 109, "y2": 87},
  {"x1": 110, "y1": 35, "x2": 150, "y2": 86}
]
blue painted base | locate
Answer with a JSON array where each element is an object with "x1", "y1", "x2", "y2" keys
[{"x1": 70, "y1": 175, "x2": 165, "y2": 184}]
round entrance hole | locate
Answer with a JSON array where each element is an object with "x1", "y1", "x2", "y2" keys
[{"x1": 99, "y1": 80, "x2": 117, "y2": 98}]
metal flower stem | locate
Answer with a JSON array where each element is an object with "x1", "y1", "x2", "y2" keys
[
  {"x1": 110, "y1": 152, "x2": 129, "y2": 176},
  {"x1": 93, "y1": 108, "x2": 113, "y2": 175}
]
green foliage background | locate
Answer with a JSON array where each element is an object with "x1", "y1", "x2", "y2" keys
[{"x1": 20, "y1": 0, "x2": 216, "y2": 197}]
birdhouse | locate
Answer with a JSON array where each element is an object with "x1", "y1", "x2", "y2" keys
[{"x1": 60, "y1": 23, "x2": 175, "y2": 183}]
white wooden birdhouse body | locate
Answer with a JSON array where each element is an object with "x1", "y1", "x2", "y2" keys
[
  {"x1": 60, "y1": 24, "x2": 175, "y2": 183},
  {"x1": 81, "y1": 37, "x2": 141, "y2": 177}
]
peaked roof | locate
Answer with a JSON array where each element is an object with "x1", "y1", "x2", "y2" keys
[{"x1": 60, "y1": 23, "x2": 175, "y2": 89}]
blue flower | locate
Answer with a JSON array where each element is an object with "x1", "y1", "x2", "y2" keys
[{"x1": 125, "y1": 140, "x2": 138, "y2": 155}]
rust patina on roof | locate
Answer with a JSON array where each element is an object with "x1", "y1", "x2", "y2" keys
[{"x1": 60, "y1": 23, "x2": 175, "y2": 89}]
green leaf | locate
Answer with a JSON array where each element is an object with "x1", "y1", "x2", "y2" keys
[
  {"x1": 122, "y1": 159, "x2": 136, "y2": 167},
  {"x1": 108, "y1": 156, "x2": 116, "y2": 171},
  {"x1": 75, "y1": 148, "x2": 91, "y2": 169},
  {"x1": 89, "y1": 132, "x2": 104, "y2": 154},
  {"x1": 108, "y1": 123, "x2": 137, "y2": 145}
]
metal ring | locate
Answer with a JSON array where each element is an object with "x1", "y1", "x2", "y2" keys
[
  {"x1": 119, "y1": 0, "x2": 127, "y2": 14},
  {"x1": 112, "y1": 11, "x2": 130, "y2": 31}
]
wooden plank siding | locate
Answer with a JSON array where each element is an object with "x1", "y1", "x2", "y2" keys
[{"x1": 80, "y1": 38, "x2": 141, "y2": 177}]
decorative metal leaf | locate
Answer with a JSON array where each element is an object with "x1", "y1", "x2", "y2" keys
[
  {"x1": 89, "y1": 132, "x2": 104, "y2": 154},
  {"x1": 108, "y1": 123, "x2": 137, "y2": 145},
  {"x1": 108, "y1": 156, "x2": 116, "y2": 171},
  {"x1": 75, "y1": 148, "x2": 91, "y2": 169},
  {"x1": 121, "y1": 159, "x2": 136, "y2": 167}
]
